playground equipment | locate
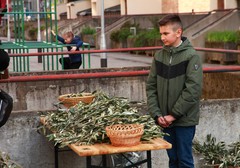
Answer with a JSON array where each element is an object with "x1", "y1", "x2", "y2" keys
[{"x1": 0, "y1": 0, "x2": 90, "y2": 72}]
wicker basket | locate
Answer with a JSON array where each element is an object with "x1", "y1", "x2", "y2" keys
[
  {"x1": 58, "y1": 93, "x2": 95, "y2": 108},
  {"x1": 106, "y1": 124, "x2": 144, "y2": 147}
]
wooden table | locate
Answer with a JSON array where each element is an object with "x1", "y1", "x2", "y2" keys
[{"x1": 40, "y1": 117, "x2": 172, "y2": 168}]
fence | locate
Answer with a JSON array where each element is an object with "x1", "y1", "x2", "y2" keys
[
  {"x1": 0, "y1": 42, "x2": 91, "y2": 72},
  {"x1": 3, "y1": 46, "x2": 240, "y2": 72}
]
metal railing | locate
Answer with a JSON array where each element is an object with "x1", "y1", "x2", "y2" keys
[
  {"x1": 0, "y1": 42, "x2": 91, "y2": 72},
  {"x1": 4, "y1": 46, "x2": 240, "y2": 73},
  {"x1": 0, "y1": 46, "x2": 239, "y2": 82}
]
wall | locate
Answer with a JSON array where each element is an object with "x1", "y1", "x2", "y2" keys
[
  {"x1": 210, "y1": 0, "x2": 218, "y2": 10},
  {"x1": 1, "y1": 67, "x2": 240, "y2": 111},
  {"x1": 178, "y1": 0, "x2": 211, "y2": 13},
  {"x1": 104, "y1": 0, "x2": 121, "y2": 9},
  {"x1": 127, "y1": 0, "x2": 162, "y2": 15},
  {"x1": 1, "y1": 67, "x2": 149, "y2": 111},
  {"x1": 203, "y1": 72, "x2": 240, "y2": 99},
  {"x1": 56, "y1": 3, "x2": 67, "y2": 20},
  {"x1": 179, "y1": 0, "x2": 238, "y2": 12},
  {"x1": 161, "y1": 0, "x2": 178, "y2": 13},
  {"x1": 120, "y1": 0, "x2": 126, "y2": 15},
  {"x1": 68, "y1": 0, "x2": 92, "y2": 19},
  {"x1": 56, "y1": 0, "x2": 238, "y2": 19},
  {"x1": 91, "y1": 0, "x2": 97, "y2": 16},
  {"x1": 225, "y1": 0, "x2": 238, "y2": 9},
  {"x1": 91, "y1": 0, "x2": 120, "y2": 16}
]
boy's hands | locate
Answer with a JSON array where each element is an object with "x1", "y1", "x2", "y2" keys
[
  {"x1": 71, "y1": 46, "x2": 77, "y2": 51},
  {"x1": 164, "y1": 115, "x2": 175, "y2": 124},
  {"x1": 157, "y1": 117, "x2": 170, "y2": 128},
  {"x1": 51, "y1": 30, "x2": 56, "y2": 36},
  {"x1": 157, "y1": 115, "x2": 175, "y2": 128}
]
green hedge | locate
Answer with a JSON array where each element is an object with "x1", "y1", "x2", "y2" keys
[
  {"x1": 134, "y1": 28, "x2": 161, "y2": 47},
  {"x1": 206, "y1": 31, "x2": 240, "y2": 43},
  {"x1": 110, "y1": 21, "x2": 139, "y2": 43},
  {"x1": 81, "y1": 26, "x2": 96, "y2": 35},
  {"x1": 110, "y1": 28, "x2": 161, "y2": 46}
]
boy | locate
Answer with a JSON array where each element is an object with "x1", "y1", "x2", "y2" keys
[
  {"x1": 52, "y1": 30, "x2": 83, "y2": 69},
  {"x1": 146, "y1": 14, "x2": 203, "y2": 168}
]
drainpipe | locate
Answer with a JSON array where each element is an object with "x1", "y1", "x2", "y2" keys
[{"x1": 125, "y1": 0, "x2": 127, "y2": 15}]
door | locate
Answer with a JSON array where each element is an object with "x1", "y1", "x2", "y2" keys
[{"x1": 217, "y1": 0, "x2": 224, "y2": 10}]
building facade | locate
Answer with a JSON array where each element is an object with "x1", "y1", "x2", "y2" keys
[
  {"x1": 55, "y1": 0, "x2": 238, "y2": 20},
  {"x1": 5, "y1": 0, "x2": 238, "y2": 20}
]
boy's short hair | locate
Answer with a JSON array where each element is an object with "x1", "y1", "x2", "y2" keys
[
  {"x1": 63, "y1": 31, "x2": 74, "y2": 40},
  {"x1": 158, "y1": 14, "x2": 183, "y2": 31}
]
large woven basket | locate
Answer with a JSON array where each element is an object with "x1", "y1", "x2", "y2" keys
[
  {"x1": 106, "y1": 124, "x2": 144, "y2": 147},
  {"x1": 58, "y1": 93, "x2": 95, "y2": 108}
]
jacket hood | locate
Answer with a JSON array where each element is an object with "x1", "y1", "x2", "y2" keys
[{"x1": 162, "y1": 37, "x2": 193, "y2": 54}]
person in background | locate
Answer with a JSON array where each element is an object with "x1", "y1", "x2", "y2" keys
[
  {"x1": 0, "y1": 49, "x2": 10, "y2": 72},
  {"x1": 51, "y1": 30, "x2": 83, "y2": 69},
  {"x1": 146, "y1": 14, "x2": 203, "y2": 168},
  {"x1": 0, "y1": 48, "x2": 13, "y2": 128}
]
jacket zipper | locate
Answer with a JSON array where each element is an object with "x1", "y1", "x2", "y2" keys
[{"x1": 167, "y1": 50, "x2": 173, "y2": 115}]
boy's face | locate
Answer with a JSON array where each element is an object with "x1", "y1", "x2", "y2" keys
[
  {"x1": 159, "y1": 24, "x2": 182, "y2": 47},
  {"x1": 64, "y1": 36, "x2": 72, "y2": 44},
  {"x1": 63, "y1": 34, "x2": 73, "y2": 44}
]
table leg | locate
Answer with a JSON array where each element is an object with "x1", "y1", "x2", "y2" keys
[
  {"x1": 120, "y1": 151, "x2": 152, "y2": 168},
  {"x1": 54, "y1": 147, "x2": 152, "y2": 168},
  {"x1": 102, "y1": 155, "x2": 107, "y2": 167},
  {"x1": 54, "y1": 145, "x2": 59, "y2": 168},
  {"x1": 86, "y1": 156, "x2": 91, "y2": 168},
  {"x1": 147, "y1": 151, "x2": 152, "y2": 168},
  {"x1": 86, "y1": 155, "x2": 107, "y2": 168}
]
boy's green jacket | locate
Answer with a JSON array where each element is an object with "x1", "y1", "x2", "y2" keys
[{"x1": 146, "y1": 37, "x2": 203, "y2": 127}]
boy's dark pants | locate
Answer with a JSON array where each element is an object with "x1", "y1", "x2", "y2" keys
[
  {"x1": 164, "y1": 126, "x2": 196, "y2": 168},
  {"x1": 59, "y1": 57, "x2": 82, "y2": 69}
]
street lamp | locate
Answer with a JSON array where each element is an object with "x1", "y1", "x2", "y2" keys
[
  {"x1": 7, "y1": 0, "x2": 10, "y2": 41},
  {"x1": 37, "y1": 0, "x2": 41, "y2": 42},
  {"x1": 100, "y1": 0, "x2": 107, "y2": 67}
]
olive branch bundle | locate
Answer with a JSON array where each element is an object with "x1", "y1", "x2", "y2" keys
[
  {"x1": 193, "y1": 134, "x2": 240, "y2": 167},
  {"x1": 39, "y1": 91, "x2": 165, "y2": 148},
  {"x1": 0, "y1": 151, "x2": 23, "y2": 168}
]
